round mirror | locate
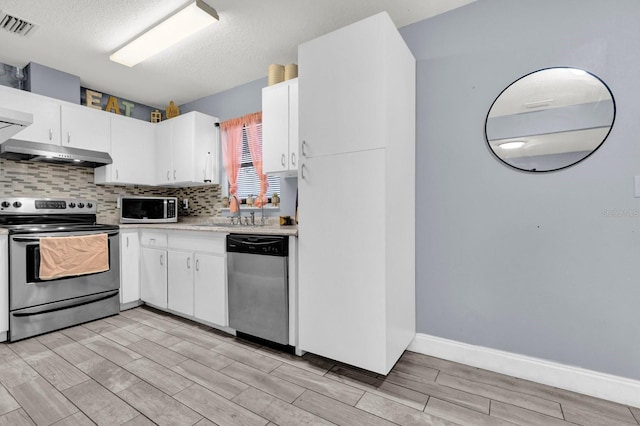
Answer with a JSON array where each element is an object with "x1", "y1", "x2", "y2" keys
[{"x1": 485, "y1": 67, "x2": 615, "y2": 172}]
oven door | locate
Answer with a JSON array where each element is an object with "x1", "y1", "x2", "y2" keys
[{"x1": 9, "y1": 229, "x2": 120, "y2": 311}]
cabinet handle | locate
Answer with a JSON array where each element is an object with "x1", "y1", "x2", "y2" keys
[
  {"x1": 281, "y1": 154, "x2": 286, "y2": 167},
  {"x1": 196, "y1": 259, "x2": 200, "y2": 271},
  {"x1": 126, "y1": 236, "x2": 129, "y2": 248},
  {"x1": 301, "y1": 140, "x2": 307, "y2": 157},
  {"x1": 167, "y1": 171, "x2": 170, "y2": 181},
  {"x1": 67, "y1": 132, "x2": 71, "y2": 144},
  {"x1": 187, "y1": 257, "x2": 191, "y2": 269},
  {"x1": 160, "y1": 254, "x2": 164, "y2": 266},
  {"x1": 48, "y1": 129, "x2": 53, "y2": 140},
  {"x1": 173, "y1": 170, "x2": 176, "y2": 180},
  {"x1": 291, "y1": 152, "x2": 296, "y2": 166},
  {"x1": 301, "y1": 163, "x2": 307, "y2": 179},
  {"x1": 116, "y1": 169, "x2": 119, "y2": 180}
]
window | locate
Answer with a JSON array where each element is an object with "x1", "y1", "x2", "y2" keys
[{"x1": 233, "y1": 123, "x2": 280, "y2": 200}]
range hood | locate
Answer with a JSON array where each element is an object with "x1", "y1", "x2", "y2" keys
[
  {"x1": 0, "y1": 106, "x2": 33, "y2": 143},
  {"x1": 0, "y1": 139, "x2": 112, "y2": 168}
]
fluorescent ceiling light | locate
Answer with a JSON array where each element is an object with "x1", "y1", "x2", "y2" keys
[
  {"x1": 499, "y1": 141, "x2": 526, "y2": 150},
  {"x1": 110, "y1": 0, "x2": 219, "y2": 67}
]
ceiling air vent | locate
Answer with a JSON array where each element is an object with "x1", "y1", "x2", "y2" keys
[{"x1": 0, "y1": 11, "x2": 37, "y2": 37}]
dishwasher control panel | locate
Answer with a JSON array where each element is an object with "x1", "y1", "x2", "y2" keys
[{"x1": 226, "y1": 234, "x2": 288, "y2": 257}]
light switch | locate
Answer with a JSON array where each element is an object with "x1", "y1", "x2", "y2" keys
[{"x1": 634, "y1": 176, "x2": 640, "y2": 197}]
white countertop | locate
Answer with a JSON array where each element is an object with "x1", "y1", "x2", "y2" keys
[
  {"x1": 0, "y1": 221, "x2": 297, "y2": 236},
  {"x1": 118, "y1": 222, "x2": 298, "y2": 236}
]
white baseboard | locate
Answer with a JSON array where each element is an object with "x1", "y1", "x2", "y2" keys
[{"x1": 409, "y1": 333, "x2": 640, "y2": 408}]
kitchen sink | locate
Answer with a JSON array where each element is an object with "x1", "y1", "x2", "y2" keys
[{"x1": 197, "y1": 223, "x2": 265, "y2": 228}]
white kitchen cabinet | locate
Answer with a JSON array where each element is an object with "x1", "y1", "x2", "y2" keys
[
  {"x1": 140, "y1": 246, "x2": 168, "y2": 309},
  {"x1": 155, "y1": 111, "x2": 220, "y2": 187},
  {"x1": 155, "y1": 119, "x2": 173, "y2": 184},
  {"x1": 0, "y1": 234, "x2": 7, "y2": 341},
  {"x1": 166, "y1": 231, "x2": 227, "y2": 326},
  {"x1": 263, "y1": 78, "x2": 299, "y2": 176},
  {"x1": 194, "y1": 253, "x2": 227, "y2": 326},
  {"x1": 298, "y1": 12, "x2": 415, "y2": 374},
  {"x1": 168, "y1": 250, "x2": 195, "y2": 316},
  {"x1": 0, "y1": 85, "x2": 61, "y2": 145},
  {"x1": 60, "y1": 104, "x2": 110, "y2": 152},
  {"x1": 94, "y1": 114, "x2": 156, "y2": 185},
  {"x1": 120, "y1": 230, "x2": 141, "y2": 306}
]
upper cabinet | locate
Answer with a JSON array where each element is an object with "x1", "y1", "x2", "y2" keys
[
  {"x1": 0, "y1": 85, "x2": 110, "y2": 152},
  {"x1": 0, "y1": 85, "x2": 221, "y2": 188},
  {"x1": 94, "y1": 114, "x2": 156, "y2": 185},
  {"x1": 155, "y1": 111, "x2": 220, "y2": 187},
  {"x1": 263, "y1": 78, "x2": 299, "y2": 176},
  {"x1": 0, "y1": 85, "x2": 61, "y2": 145},
  {"x1": 60, "y1": 104, "x2": 110, "y2": 152}
]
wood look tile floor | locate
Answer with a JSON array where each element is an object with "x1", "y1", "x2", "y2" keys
[{"x1": 0, "y1": 307, "x2": 636, "y2": 426}]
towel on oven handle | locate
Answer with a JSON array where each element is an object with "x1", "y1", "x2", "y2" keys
[{"x1": 39, "y1": 234, "x2": 109, "y2": 280}]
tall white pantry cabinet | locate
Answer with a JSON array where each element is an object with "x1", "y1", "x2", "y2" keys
[{"x1": 297, "y1": 12, "x2": 416, "y2": 375}]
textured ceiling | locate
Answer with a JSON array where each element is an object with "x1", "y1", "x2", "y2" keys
[{"x1": 0, "y1": 0, "x2": 475, "y2": 108}]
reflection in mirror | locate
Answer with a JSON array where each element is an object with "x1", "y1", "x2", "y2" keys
[{"x1": 485, "y1": 67, "x2": 615, "y2": 172}]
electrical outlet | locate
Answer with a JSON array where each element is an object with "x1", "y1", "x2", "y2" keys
[{"x1": 183, "y1": 199, "x2": 189, "y2": 209}]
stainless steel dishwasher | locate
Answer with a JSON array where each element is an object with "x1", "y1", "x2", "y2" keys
[{"x1": 227, "y1": 234, "x2": 288, "y2": 345}]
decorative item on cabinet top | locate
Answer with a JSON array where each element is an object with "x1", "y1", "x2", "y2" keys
[
  {"x1": 268, "y1": 64, "x2": 285, "y2": 86},
  {"x1": 151, "y1": 109, "x2": 162, "y2": 123},
  {"x1": 268, "y1": 63, "x2": 297, "y2": 86},
  {"x1": 165, "y1": 100, "x2": 180, "y2": 119}
]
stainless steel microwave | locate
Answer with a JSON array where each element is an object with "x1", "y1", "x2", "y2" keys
[{"x1": 119, "y1": 196, "x2": 178, "y2": 223}]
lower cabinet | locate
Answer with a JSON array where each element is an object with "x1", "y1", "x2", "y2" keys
[
  {"x1": 167, "y1": 250, "x2": 195, "y2": 316},
  {"x1": 166, "y1": 232, "x2": 227, "y2": 326},
  {"x1": 194, "y1": 253, "x2": 227, "y2": 326},
  {"x1": 138, "y1": 230, "x2": 227, "y2": 327},
  {"x1": 120, "y1": 230, "x2": 141, "y2": 305},
  {"x1": 0, "y1": 234, "x2": 7, "y2": 340},
  {"x1": 140, "y1": 246, "x2": 168, "y2": 309}
]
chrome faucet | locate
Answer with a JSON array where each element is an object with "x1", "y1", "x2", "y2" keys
[{"x1": 231, "y1": 194, "x2": 242, "y2": 225}]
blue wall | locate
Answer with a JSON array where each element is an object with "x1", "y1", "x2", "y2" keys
[
  {"x1": 181, "y1": 77, "x2": 267, "y2": 120},
  {"x1": 401, "y1": 0, "x2": 640, "y2": 379}
]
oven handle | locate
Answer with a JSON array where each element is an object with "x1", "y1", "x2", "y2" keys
[
  {"x1": 12, "y1": 290, "x2": 119, "y2": 317},
  {"x1": 12, "y1": 232, "x2": 119, "y2": 242}
]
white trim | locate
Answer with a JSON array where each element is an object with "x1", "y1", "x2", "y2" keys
[{"x1": 409, "y1": 333, "x2": 640, "y2": 408}]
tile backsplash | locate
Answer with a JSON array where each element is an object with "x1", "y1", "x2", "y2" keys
[{"x1": 0, "y1": 159, "x2": 223, "y2": 223}]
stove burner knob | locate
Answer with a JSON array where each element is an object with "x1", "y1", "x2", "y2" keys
[
  {"x1": 1, "y1": 201, "x2": 9, "y2": 208},
  {"x1": 12, "y1": 201, "x2": 22, "y2": 208},
  {"x1": 87, "y1": 202, "x2": 93, "y2": 208},
  {"x1": 77, "y1": 202, "x2": 85, "y2": 208},
  {"x1": 68, "y1": 202, "x2": 76, "y2": 208}
]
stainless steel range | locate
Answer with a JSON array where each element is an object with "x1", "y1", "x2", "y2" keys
[{"x1": 0, "y1": 198, "x2": 120, "y2": 341}]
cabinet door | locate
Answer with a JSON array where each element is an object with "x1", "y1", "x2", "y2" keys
[
  {"x1": 288, "y1": 81, "x2": 299, "y2": 170},
  {"x1": 0, "y1": 86, "x2": 61, "y2": 145},
  {"x1": 263, "y1": 83, "x2": 290, "y2": 174},
  {"x1": 299, "y1": 17, "x2": 386, "y2": 157},
  {"x1": 170, "y1": 114, "x2": 195, "y2": 184},
  {"x1": 120, "y1": 231, "x2": 140, "y2": 304},
  {"x1": 140, "y1": 247, "x2": 167, "y2": 308},
  {"x1": 168, "y1": 250, "x2": 194, "y2": 316},
  {"x1": 61, "y1": 104, "x2": 110, "y2": 152},
  {"x1": 0, "y1": 235, "x2": 7, "y2": 335},
  {"x1": 155, "y1": 120, "x2": 173, "y2": 184},
  {"x1": 191, "y1": 112, "x2": 219, "y2": 184},
  {"x1": 194, "y1": 253, "x2": 227, "y2": 326},
  {"x1": 110, "y1": 115, "x2": 156, "y2": 185},
  {"x1": 298, "y1": 149, "x2": 387, "y2": 372}
]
